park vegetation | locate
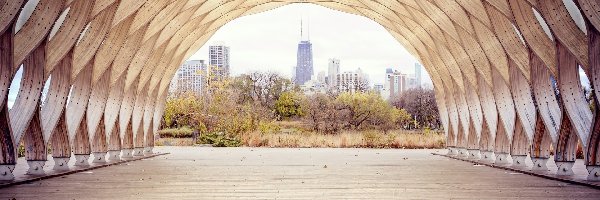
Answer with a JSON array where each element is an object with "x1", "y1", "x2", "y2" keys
[{"x1": 158, "y1": 72, "x2": 444, "y2": 148}]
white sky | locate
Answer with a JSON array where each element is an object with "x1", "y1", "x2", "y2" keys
[{"x1": 189, "y1": 3, "x2": 430, "y2": 85}]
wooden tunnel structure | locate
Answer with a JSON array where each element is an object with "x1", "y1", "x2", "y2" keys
[{"x1": 0, "y1": 0, "x2": 600, "y2": 180}]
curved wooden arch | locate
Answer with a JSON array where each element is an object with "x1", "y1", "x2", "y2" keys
[{"x1": 3, "y1": 0, "x2": 600, "y2": 179}]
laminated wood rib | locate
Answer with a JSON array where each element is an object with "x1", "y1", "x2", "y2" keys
[
  {"x1": 66, "y1": 61, "x2": 92, "y2": 143},
  {"x1": 556, "y1": 41, "x2": 592, "y2": 150},
  {"x1": 41, "y1": 50, "x2": 72, "y2": 143},
  {"x1": 9, "y1": 40, "x2": 46, "y2": 145},
  {"x1": 45, "y1": 0, "x2": 93, "y2": 76},
  {"x1": 0, "y1": 22, "x2": 16, "y2": 165},
  {"x1": 491, "y1": 60, "x2": 516, "y2": 143},
  {"x1": 508, "y1": 58, "x2": 536, "y2": 143},
  {"x1": 13, "y1": 0, "x2": 64, "y2": 69}
]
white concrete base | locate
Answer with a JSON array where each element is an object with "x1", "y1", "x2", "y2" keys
[
  {"x1": 74, "y1": 154, "x2": 90, "y2": 166},
  {"x1": 556, "y1": 161, "x2": 575, "y2": 176},
  {"x1": 92, "y1": 152, "x2": 107, "y2": 163},
  {"x1": 587, "y1": 166, "x2": 600, "y2": 181},
  {"x1": 52, "y1": 157, "x2": 70, "y2": 171},
  {"x1": 144, "y1": 147, "x2": 154, "y2": 155},
  {"x1": 447, "y1": 147, "x2": 457, "y2": 156},
  {"x1": 511, "y1": 155, "x2": 527, "y2": 168},
  {"x1": 467, "y1": 149, "x2": 481, "y2": 160},
  {"x1": 108, "y1": 150, "x2": 121, "y2": 162},
  {"x1": 26, "y1": 161, "x2": 46, "y2": 175},
  {"x1": 481, "y1": 151, "x2": 495, "y2": 163},
  {"x1": 121, "y1": 149, "x2": 134, "y2": 159},
  {"x1": 457, "y1": 148, "x2": 469, "y2": 158},
  {"x1": 133, "y1": 148, "x2": 144, "y2": 156},
  {"x1": 494, "y1": 153, "x2": 511, "y2": 165},
  {"x1": 531, "y1": 157, "x2": 549, "y2": 171},
  {"x1": 0, "y1": 164, "x2": 15, "y2": 180}
]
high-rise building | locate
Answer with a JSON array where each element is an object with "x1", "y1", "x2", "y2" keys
[
  {"x1": 383, "y1": 67, "x2": 421, "y2": 99},
  {"x1": 415, "y1": 63, "x2": 422, "y2": 88},
  {"x1": 295, "y1": 41, "x2": 313, "y2": 85},
  {"x1": 317, "y1": 71, "x2": 326, "y2": 84},
  {"x1": 209, "y1": 43, "x2": 230, "y2": 80},
  {"x1": 295, "y1": 19, "x2": 313, "y2": 85},
  {"x1": 327, "y1": 58, "x2": 340, "y2": 88},
  {"x1": 169, "y1": 60, "x2": 208, "y2": 95},
  {"x1": 337, "y1": 68, "x2": 369, "y2": 93}
]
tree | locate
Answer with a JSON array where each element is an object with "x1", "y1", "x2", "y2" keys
[
  {"x1": 390, "y1": 88, "x2": 440, "y2": 129},
  {"x1": 335, "y1": 92, "x2": 388, "y2": 129},
  {"x1": 275, "y1": 91, "x2": 305, "y2": 119},
  {"x1": 301, "y1": 93, "x2": 344, "y2": 133}
]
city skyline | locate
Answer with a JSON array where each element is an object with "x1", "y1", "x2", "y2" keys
[{"x1": 189, "y1": 3, "x2": 431, "y2": 87}]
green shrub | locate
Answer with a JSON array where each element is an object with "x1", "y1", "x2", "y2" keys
[
  {"x1": 198, "y1": 132, "x2": 242, "y2": 147},
  {"x1": 158, "y1": 127, "x2": 194, "y2": 138}
]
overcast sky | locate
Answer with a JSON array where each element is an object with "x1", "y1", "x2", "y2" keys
[{"x1": 190, "y1": 3, "x2": 429, "y2": 84}]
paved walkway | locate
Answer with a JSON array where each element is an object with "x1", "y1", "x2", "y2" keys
[{"x1": 1, "y1": 147, "x2": 599, "y2": 199}]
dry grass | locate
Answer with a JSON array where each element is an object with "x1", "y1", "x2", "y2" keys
[
  {"x1": 240, "y1": 129, "x2": 445, "y2": 149},
  {"x1": 155, "y1": 138, "x2": 195, "y2": 146}
]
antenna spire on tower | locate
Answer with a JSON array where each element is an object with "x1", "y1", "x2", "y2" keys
[{"x1": 300, "y1": 17, "x2": 303, "y2": 41}]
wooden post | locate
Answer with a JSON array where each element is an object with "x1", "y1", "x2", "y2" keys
[
  {"x1": 0, "y1": 21, "x2": 16, "y2": 180},
  {"x1": 555, "y1": 41, "x2": 592, "y2": 175},
  {"x1": 585, "y1": 15, "x2": 600, "y2": 180},
  {"x1": 15, "y1": 40, "x2": 47, "y2": 175}
]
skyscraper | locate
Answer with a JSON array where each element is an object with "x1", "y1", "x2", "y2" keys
[
  {"x1": 209, "y1": 43, "x2": 230, "y2": 80},
  {"x1": 415, "y1": 63, "x2": 422, "y2": 88},
  {"x1": 295, "y1": 19, "x2": 313, "y2": 85},
  {"x1": 169, "y1": 60, "x2": 208, "y2": 95},
  {"x1": 328, "y1": 58, "x2": 340, "y2": 88}
]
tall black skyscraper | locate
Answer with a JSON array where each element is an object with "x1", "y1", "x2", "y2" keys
[{"x1": 295, "y1": 18, "x2": 313, "y2": 85}]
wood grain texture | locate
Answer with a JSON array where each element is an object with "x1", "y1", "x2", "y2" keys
[
  {"x1": 530, "y1": 50, "x2": 561, "y2": 143},
  {"x1": 10, "y1": 40, "x2": 46, "y2": 145},
  {"x1": 444, "y1": 84, "x2": 459, "y2": 147},
  {"x1": 66, "y1": 61, "x2": 92, "y2": 143},
  {"x1": 13, "y1": 0, "x2": 64, "y2": 69},
  {"x1": 577, "y1": 0, "x2": 600, "y2": 32},
  {"x1": 531, "y1": 112, "x2": 552, "y2": 158},
  {"x1": 0, "y1": 0, "x2": 24, "y2": 34},
  {"x1": 50, "y1": 112, "x2": 70, "y2": 158},
  {"x1": 537, "y1": 0, "x2": 589, "y2": 72},
  {"x1": 73, "y1": 113, "x2": 90, "y2": 155},
  {"x1": 0, "y1": 22, "x2": 15, "y2": 165},
  {"x1": 23, "y1": 107, "x2": 46, "y2": 161},
  {"x1": 587, "y1": 22, "x2": 600, "y2": 166},
  {"x1": 71, "y1": 3, "x2": 117, "y2": 81},
  {"x1": 556, "y1": 41, "x2": 592, "y2": 150},
  {"x1": 486, "y1": 1, "x2": 530, "y2": 80},
  {"x1": 491, "y1": 61, "x2": 516, "y2": 144},
  {"x1": 41, "y1": 50, "x2": 72, "y2": 143},
  {"x1": 91, "y1": 116, "x2": 107, "y2": 153},
  {"x1": 509, "y1": 0, "x2": 557, "y2": 77},
  {"x1": 508, "y1": 58, "x2": 536, "y2": 142},
  {"x1": 45, "y1": 0, "x2": 93, "y2": 76},
  {"x1": 86, "y1": 66, "x2": 111, "y2": 146},
  {"x1": 108, "y1": 116, "x2": 121, "y2": 151},
  {"x1": 511, "y1": 115, "x2": 529, "y2": 156}
]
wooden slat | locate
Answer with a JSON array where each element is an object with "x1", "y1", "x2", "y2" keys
[
  {"x1": 45, "y1": 0, "x2": 93, "y2": 76},
  {"x1": 508, "y1": 58, "x2": 536, "y2": 142},
  {"x1": 9, "y1": 40, "x2": 46, "y2": 145},
  {"x1": 66, "y1": 61, "x2": 92, "y2": 142},
  {"x1": 71, "y1": 3, "x2": 117, "y2": 81},
  {"x1": 509, "y1": 0, "x2": 557, "y2": 77},
  {"x1": 556, "y1": 41, "x2": 592, "y2": 150},
  {"x1": 50, "y1": 113, "x2": 70, "y2": 158},
  {"x1": 0, "y1": 0, "x2": 24, "y2": 34},
  {"x1": 586, "y1": 22, "x2": 600, "y2": 166},
  {"x1": 485, "y1": 1, "x2": 530, "y2": 80},
  {"x1": 14, "y1": 0, "x2": 65, "y2": 69},
  {"x1": 41, "y1": 50, "x2": 72, "y2": 143}
]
